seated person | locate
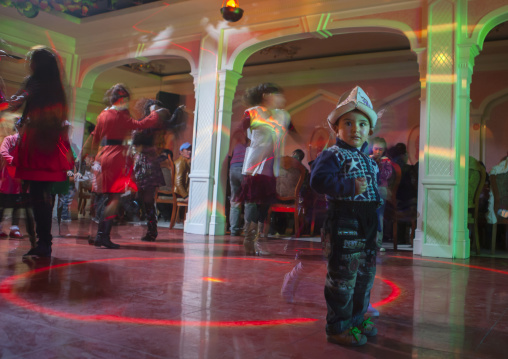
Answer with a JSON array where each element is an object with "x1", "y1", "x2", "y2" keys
[
  {"x1": 174, "y1": 142, "x2": 191, "y2": 199},
  {"x1": 486, "y1": 155, "x2": 508, "y2": 225}
]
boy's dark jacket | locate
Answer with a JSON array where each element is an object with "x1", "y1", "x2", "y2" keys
[{"x1": 310, "y1": 138, "x2": 380, "y2": 203}]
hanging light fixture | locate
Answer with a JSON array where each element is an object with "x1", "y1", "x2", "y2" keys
[{"x1": 221, "y1": 0, "x2": 243, "y2": 22}]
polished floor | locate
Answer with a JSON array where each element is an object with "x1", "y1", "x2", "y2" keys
[{"x1": 1, "y1": 219, "x2": 508, "y2": 359}]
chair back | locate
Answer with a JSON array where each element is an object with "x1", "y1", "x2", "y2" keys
[
  {"x1": 276, "y1": 156, "x2": 307, "y2": 201},
  {"x1": 159, "y1": 154, "x2": 175, "y2": 193},
  {"x1": 156, "y1": 154, "x2": 176, "y2": 203},
  {"x1": 468, "y1": 156, "x2": 486, "y2": 210},
  {"x1": 491, "y1": 172, "x2": 508, "y2": 223}
]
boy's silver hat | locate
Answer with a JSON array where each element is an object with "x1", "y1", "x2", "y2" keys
[{"x1": 327, "y1": 86, "x2": 377, "y2": 129}]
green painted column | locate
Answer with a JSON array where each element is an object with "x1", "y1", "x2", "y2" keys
[{"x1": 419, "y1": 0, "x2": 468, "y2": 258}]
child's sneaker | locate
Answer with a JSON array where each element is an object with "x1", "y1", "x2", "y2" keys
[
  {"x1": 359, "y1": 317, "x2": 377, "y2": 337},
  {"x1": 326, "y1": 327, "x2": 367, "y2": 346},
  {"x1": 0, "y1": 232, "x2": 8, "y2": 238},
  {"x1": 367, "y1": 303, "x2": 379, "y2": 317}
]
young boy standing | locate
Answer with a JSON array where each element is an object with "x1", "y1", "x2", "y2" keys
[{"x1": 310, "y1": 86, "x2": 380, "y2": 346}]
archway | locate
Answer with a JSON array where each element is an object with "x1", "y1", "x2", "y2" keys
[
  {"x1": 224, "y1": 28, "x2": 421, "y2": 247},
  {"x1": 76, "y1": 54, "x2": 196, "y2": 227},
  {"x1": 80, "y1": 54, "x2": 196, "y2": 161},
  {"x1": 470, "y1": 19, "x2": 508, "y2": 257}
]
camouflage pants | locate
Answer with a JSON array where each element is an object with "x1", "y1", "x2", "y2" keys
[{"x1": 322, "y1": 201, "x2": 378, "y2": 334}]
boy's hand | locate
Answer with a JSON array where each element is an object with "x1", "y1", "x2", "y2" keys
[{"x1": 355, "y1": 177, "x2": 367, "y2": 195}]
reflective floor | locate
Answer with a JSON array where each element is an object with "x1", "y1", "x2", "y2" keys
[{"x1": 1, "y1": 219, "x2": 508, "y2": 358}]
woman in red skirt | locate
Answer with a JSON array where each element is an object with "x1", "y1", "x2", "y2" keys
[{"x1": 89, "y1": 84, "x2": 170, "y2": 249}]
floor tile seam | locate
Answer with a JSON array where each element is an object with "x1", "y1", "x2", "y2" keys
[
  {"x1": 2, "y1": 308, "x2": 175, "y2": 357},
  {"x1": 477, "y1": 306, "x2": 508, "y2": 349},
  {"x1": 0, "y1": 350, "x2": 23, "y2": 359},
  {"x1": 0, "y1": 309, "x2": 140, "y2": 342},
  {"x1": 0, "y1": 328, "x2": 87, "y2": 359},
  {"x1": 253, "y1": 328, "x2": 323, "y2": 359},
  {"x1": 14, "y1": 336, "x2": 169, "y2": 359},
  {"x1": 371, "y1": 341, "x2": 477, "y2": 358}
]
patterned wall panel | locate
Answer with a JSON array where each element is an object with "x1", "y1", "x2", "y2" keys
[
  {"x1": 427, "y1": 0, "x2": 454, "y2": 176},
  {"x1": 425, "y1": 188, "x2": 452, "y2": 245},
  {"x1": 192, "y1": 48, "x2": 219, "y2": 175}
]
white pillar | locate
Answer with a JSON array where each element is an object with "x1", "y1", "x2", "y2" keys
[
  {"x1": 69, "y1": 87, "x2": 93, "y2": 153},
  {"x1": 418, "y1": 0, "x2": 467, "y2": 258},
  {"x1": 414, "y1": 47, "x2": 427, "y2": 256},
  {"x1": 454, "y1": 38, "x2": 479, "y2": 258},
  {"x1": 208, "y1": 70, "x2": 242, "y2": 235},
  {"x1": 184, "y1": 37, "x2": 220, "y2": 235}
]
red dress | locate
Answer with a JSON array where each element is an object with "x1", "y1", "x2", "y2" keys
[
  {"x1": 92, "y1": 108, "x2": 160, "y2": 193},
  {"x1": 9, "y1": 80, "x2": 73, "y2": 182}
]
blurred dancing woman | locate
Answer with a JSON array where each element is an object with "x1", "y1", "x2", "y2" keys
[
  {"x1": 8, "y1": 46, "x2": 74, "y2": 258},
  {"x1": 132, "y1": 99, "x2": 185, "y2": 242},
  {"x1": 88, "y1": 84, "x2": 178, "y2": 249},
  {"x1": 238, "y1": 83, "x2": 290, "y2": 255}
]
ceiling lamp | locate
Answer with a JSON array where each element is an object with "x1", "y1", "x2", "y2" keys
[{"x1": 221, "y1": 0, "x2": 243, "y2": 22}]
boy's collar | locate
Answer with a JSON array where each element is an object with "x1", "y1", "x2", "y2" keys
[{"x1": 335, "y1": 138, "x2": 368, "y2": 153}]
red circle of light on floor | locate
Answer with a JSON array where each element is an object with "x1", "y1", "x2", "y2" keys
[
  {"x1": 371, "y1": 277, "x2": 401, "y2": 308},
  {"x1": 0, "y1": 256, "x2": 320, "y2": 327}
]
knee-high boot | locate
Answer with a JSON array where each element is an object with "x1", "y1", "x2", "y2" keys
[
  {"x1": 243, "y1": 222, "x2": 256, "y2": 255},
  {"x1": 254, "y1": 224, "x2": 270, "y2": 256},
  {"x1": 142, "y1": 205, "x2": 158, "y2": 242},
  {"x1": 95, "y1": 219, "x2": 120, "y2": 249}
]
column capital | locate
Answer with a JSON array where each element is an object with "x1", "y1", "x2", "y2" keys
[
  {"x1": 457, "y1": 42, "x2": 480, "y2": 72},
  {"x1": 218, "y1": 70, "x2": 242, "y2": 92}
]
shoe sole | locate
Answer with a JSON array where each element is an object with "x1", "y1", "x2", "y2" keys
[
  {"x1": 326, "y1": 335, "x2": 367, "y2": 346},
  {"x1": 362, "y1": 327, "x2": 378, "y2": 337}
]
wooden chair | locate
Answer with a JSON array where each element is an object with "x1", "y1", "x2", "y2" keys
[
  {"x1": 490, "y1": 172, "x2": 508, "y2": 254},
  {"x1": 171, "y1": 198, "x2": 189, "y2": 229},
  {"x1": 155, "y1": 154, "x2": 177, "y2": 224},
  {"x1": 468, "y1": 156, "x2": 486, "y2": 255},
  {"x1": 165, "y1": 157, "x2": 189, "y2": 229},
  {"x1": 265, "y1": 156, "x2": 307, "y2": 238}
]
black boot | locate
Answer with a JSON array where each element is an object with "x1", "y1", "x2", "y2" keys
[
  {"x1": 92, "y1": 221, "x2": 105, "y2": 246},
  {"x1": 95, "y1": 220, "x2": 120, "y2": 249},
  {"x1": 141, "y1": 206, "x2": 158, "y2": 242},
  {"x1": 23, "y1": 239, "x2": 52, "y2": 257}
]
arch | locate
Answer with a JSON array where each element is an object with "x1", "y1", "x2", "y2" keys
[
  {"x1": 478, "y1": 87, "x2": 508, "y2": 118},
  {"x1": 79, "y1": 50, "x2": 197, "y2": 90},
  {"x1": 286, "y1": 89, "x2": 339, "y2": 116},
  {"x1": 471, "y1": 5, "x2": 508, "y2": 50},
  {"x1": 227, "y1": 19, "x2": 420, "y2": 74},
  {"x1": 478, "y1": 88, "x2": 508, "y2": 163}
]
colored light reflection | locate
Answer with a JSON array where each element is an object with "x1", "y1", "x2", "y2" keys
[
  {"x1": 371, "y1": 277, "x2": 401, "y2": 308},
  {"x1": 388, "y1": 255, "x2": 508, "y2": 275},
  {"x1": 202, "y1": 277, "x2": 225, "y2": 283},
  {"x1": 0, "y1": 256, "x2": 315, "y2": 327}
]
